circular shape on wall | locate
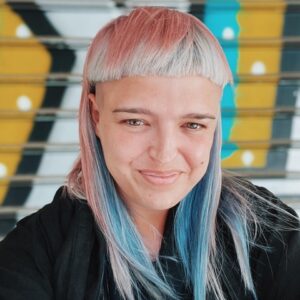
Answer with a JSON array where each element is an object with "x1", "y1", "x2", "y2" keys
[
  {"x1": 251, "y1": 61, "x2": 266, "y2": 75},
  {"x1": 0, "y1": 163, "x2": 7, "y2": 178},
  {"x1": 16, "y1": 24, "x2": 32, "y2": 38},
  {"x1": 17, "y1": 95, "x2": 32, "y2": 111},
  {"x1": 222, "y1": 27, "x2": 235, "y2": 40},
  {"x1": 242, "y1": 150, "x2": 254, "y2": 166}
]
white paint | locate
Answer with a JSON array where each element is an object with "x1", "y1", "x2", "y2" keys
[
  {"x1": 24, "y1": 184, "x2": 64, "y2": 208},
  {"x1": 24, "y1": 52, "x2": 82, "y2": 208},
  {"x1": 286, "y1": 88, "x2": 300, "y2": 173},
  {"x1": 127, "y1": 1, "x2": 189, "y2": 10},
  {"x1": 36, "y1": 152, "x2": 78, "y2": 176},
  {"x1": 251, "y1": 61, "x2": 266, "y2": 75},
  {"x1": 49, "y1": 119, "x2": 79, "y2": 143},
  {"x1": 16, "y1": 24, "x2": 31, "y2": 38},
  {"x1": 287, "y1": 150, "x2": 300, "y2": 171},
  {"x1": 242, "y1": 150, "x2": 254, "y2": 166},
  {"x1": 24, "y1": 67, "x2": 81, "y2": 208},
  {"x1": 69, "y1": 50, "x2": 87, "y2": 79},
  {"x1": 58, "y1": 85, "x2": 81, "y2": 109},
  {"x1": 17, "y1": 95, "x2": 32, "y2": 111},
  {"x1": 41, "y1": 9, "x2": 122, "y2": 37},
  {"x1": 222, "y1": 27, "x2": 235, "y2": 40},
  {"x1": 290, "y1": 117, "x2": 300, "y2": 140},
  {"x1": 252, "y1": 179, "x2": 300, "y2": 195},
  {"x1": 0, "y1": 163, "x2": 7, "y2": 178}
]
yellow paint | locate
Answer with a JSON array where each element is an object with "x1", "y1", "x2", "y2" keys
[
  {"x1": 238, "y1": 47, "x2": 282, "y2": 74},
  {"x1": 233, "y1": 83, "x2": 277, "y2": 109},
  {"x1": 238, "y1": 3, "x2": 286, "y2": 38},
  {"x1": 0, "y1": 5, "x2": 51, "y2": 203},
  {"x1": 223, "y1": 2, "x2": 285, "y2": 168},
  {"x1": 223, "y1": 149, "x2": 272, "y2": 169}
]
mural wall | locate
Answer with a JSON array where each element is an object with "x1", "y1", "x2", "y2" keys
[{"x1": 1, "y1": 0, "x2": 300, "y2": 237}]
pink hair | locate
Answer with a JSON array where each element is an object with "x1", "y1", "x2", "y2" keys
[
  {"x1": 67, "y1": 7, "x2": 234, "y2": 300},
  {"x1": 85, "y1": 7, "x2": 232, "y2": 86},
  {"x1": 68, "y1": 6, "x2": 232, "y2": 201}
]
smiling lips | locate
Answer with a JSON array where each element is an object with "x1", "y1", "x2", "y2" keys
[{"x1": 139, "y1": 170, "x2": 181, "y2": 185}]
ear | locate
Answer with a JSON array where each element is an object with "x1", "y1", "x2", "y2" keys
[{"x1": 88, "y1": 93, "x2": 100, "y2": 136}]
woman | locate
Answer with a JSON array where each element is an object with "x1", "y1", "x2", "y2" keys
[{"x1": 0, "y1": 7, "x2": 299, "y2": 300}]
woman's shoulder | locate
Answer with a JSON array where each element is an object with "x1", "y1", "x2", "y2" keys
[
  {"x1": 222, "y1": 176, "x2": 300, "y2": 255},
  {"x1": 247, "y1": 181, "x2": 299, "y2": 231},
  {"x1": 0, "y1": 186, "x2": 93, "y2": 267},
  {"x1": 220, "y1": 176, "x2": 300, "y2": 299},
  {"x1": 0, "y1": 187, "x2": 96, "y2": 299},
  {"x1": 16, "y1": 186, "x2": 88, "y2": 241},
  {"x1": 222, "y1": 174, "x2": 299, "y2": 228},
  {"x1": 250, "y1": 185, "x2": 300, "y2": 299}
]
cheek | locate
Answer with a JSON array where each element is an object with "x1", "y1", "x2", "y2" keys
[
  {"x1": 100, "y1": 126, "x2": 149, "y2": 168},
  {"x1": 185, "y1": 135, "x2": 214, "y2": 169}
]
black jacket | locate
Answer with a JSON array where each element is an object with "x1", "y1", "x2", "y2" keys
[{"x1": 0, "y1": 185, "x2": 299, "y2": 300}]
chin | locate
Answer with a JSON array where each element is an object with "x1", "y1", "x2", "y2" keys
[{"x1": 146, "y1": 196, "x2": 182, "y2": 211}]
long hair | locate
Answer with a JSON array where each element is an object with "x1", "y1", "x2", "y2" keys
[{"x1": 66, "y1": 7, "x2": 283, "y2": 300}]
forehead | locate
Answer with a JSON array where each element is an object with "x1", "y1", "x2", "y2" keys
[{"x1": 95, "y1": 76, "x2": 222, "y2": 113}]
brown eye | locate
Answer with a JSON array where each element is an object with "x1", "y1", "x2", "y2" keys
[{"x1": 126, "y1": 119, "x2": 145, "y2": 126}]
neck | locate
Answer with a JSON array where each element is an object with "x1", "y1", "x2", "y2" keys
[{"x1": 130, "y1": 209, "x2": 169, "y2": 260}]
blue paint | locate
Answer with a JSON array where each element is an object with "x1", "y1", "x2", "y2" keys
[
  {"x1": 204, "y1": 0, "x2": 240, "y2": 159},
  {"x1": 221, "y1": 84, "x2": 238, "y2": 158}
]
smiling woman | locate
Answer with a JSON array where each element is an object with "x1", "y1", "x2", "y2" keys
[
  {"x1": 1, "y1": 6, "x2": 300, "y2": 300},
  {"x1": 89, "y1": 76, "x2": 220, "y2": 257},
  {"x1": 89, "y1": 76, "x2": 220, "y2": 216}
]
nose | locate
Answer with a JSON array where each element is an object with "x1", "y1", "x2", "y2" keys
[{"x1": 148, "y1": 125, "x2": 178, "y2": 164}]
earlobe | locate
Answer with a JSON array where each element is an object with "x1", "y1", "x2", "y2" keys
[{"x1": 88, "y1": 93, "x2": 100, "y2": 135}]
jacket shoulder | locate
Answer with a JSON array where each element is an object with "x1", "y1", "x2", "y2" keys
[
  {"x1": 245, "y1": 184, "x2": 300, "y2": 299},
  {"x1": 220, "y1": 177, "x2": 300, "y2": 299},
  {"x1": 15, "y1": 186, "x2": 85, "y2": 257},
  {"x1": 0, "y1": 186, "x2": 88, "y2": 299}
]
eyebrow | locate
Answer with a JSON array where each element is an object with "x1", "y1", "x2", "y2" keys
[{"x1": 112, "y1": 108, "x2": 216, "y2": 120}]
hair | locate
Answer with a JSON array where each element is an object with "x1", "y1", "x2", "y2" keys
[{"x1": 66, "y1": 7, "x2": 296, "y2": 300}]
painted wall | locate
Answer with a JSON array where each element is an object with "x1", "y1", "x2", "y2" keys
[{"x1": 0, "y1": 0, "x2": 300, "y2": 236}]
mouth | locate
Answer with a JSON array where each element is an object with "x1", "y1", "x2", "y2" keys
[{"x1": 138, "y1": 170, "x2": 181, "y2": 185}]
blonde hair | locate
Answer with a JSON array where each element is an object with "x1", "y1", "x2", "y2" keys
[
  {"x1": 65, "y1": 7, "x2": 278, "y2": 300},
  {"x1": 86, "y1": 7, "x2": 232, "y2": 88}
]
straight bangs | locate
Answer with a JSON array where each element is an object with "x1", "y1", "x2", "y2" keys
[{"x1": 87, "y1": 7, "x2": 232, "y2": 88}]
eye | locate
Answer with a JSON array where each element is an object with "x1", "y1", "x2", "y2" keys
[
  {"x1": 184, "y1": 122, "x2": 205, "y2": 130},
  {"x1": 125, "y1": 119, "x2": 145, "y2": 126}
]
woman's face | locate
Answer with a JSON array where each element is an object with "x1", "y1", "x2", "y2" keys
[{"x1": 89, "y1": 76, "x2": 221, "y2": 216}]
